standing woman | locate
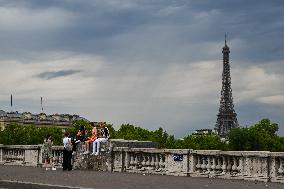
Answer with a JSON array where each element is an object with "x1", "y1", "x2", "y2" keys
[
  {"x1": 63, "y1": 132, "x2": 72, "y2": 171},
  {"x1": 42, "y1": 135, "x2": 53, "y2": 170}
]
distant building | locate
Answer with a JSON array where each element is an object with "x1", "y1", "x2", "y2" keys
[
  {"x1": 193, "y1": 129, "x2": 214, "y2": 135},
  {"x1": 0, "y1": 110, "x2": 88, "y2": 132}
]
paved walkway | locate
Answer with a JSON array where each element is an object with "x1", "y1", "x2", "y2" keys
[{"x1": 0, "y1": 165, "x2": 283, "y2": 189}]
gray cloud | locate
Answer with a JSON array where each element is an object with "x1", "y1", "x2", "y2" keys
[{"x1": 36, "y1": 70, "x2": 81, "y2": 80}]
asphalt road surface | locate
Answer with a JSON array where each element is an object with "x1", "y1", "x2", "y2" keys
[{"x1": 0, "y1": 165, "x2": 283, "y2": 189}]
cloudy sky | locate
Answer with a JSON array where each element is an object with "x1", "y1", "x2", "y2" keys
[{"x1": 0, "y1": 0, "x2": 283, "y2": 137}]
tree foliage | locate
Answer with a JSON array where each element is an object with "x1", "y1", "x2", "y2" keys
[
  {"x1": 0, "y1": 118, "x2": 283, "y2": 152},
  {"x1": 0, "y1": 123, "x2": 62, "y2": 145},
  {"x1": 228, "y1": 119, "x2": 284, "y2": 151}
]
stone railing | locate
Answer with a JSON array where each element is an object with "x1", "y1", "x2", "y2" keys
[
  {"x1": 0, "y1": 139, "x2": 157, "y2": 168},
  {"x1": 1, "y1": 143, "x2": 283, "y2": 184},
  {"x1": 0, "y1": 144, "x2": 64, "y2": 167},
  {"x1": 110, "y1": 148, "x2": 284, "y2": 183}
]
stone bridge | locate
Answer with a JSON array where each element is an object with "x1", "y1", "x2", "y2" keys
[{"x1": 0, "y1": 140, "x2": 284, "y2": 188}]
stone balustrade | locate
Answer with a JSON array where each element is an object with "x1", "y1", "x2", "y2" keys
[
  {"x1": 1, "y1": 143, "x2": 284, "y2": 184},
  {"x1": 0, "y1": 144, "x2": 64, "y2": 167},
  {"x1": 111, "y1": 148, "x2": 284, "y2": 183}
]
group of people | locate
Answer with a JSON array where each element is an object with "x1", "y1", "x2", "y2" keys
[{"x1": 62, "y1": 122, "x2": 110, "y2": 171}]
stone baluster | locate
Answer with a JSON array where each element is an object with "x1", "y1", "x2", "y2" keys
[
  {"x1": 258, "y1": 158, "x2": 263, "y2": 177},
  {"x1": 227, "y1": 156, "x2": 232, "y2": 173},
  {"x1": 134, "y1": 153, "x2": 138, "y2": 168},
  {"x1": 278, "y1": 158, "x2": 284, "y2": 175},
  {"x1": 129, "y1": 153, "x2": 134, "y2": 169},
  {"x1": 232, "y1": 157, "x2": 237, "y2": 172},
  {"x1": 155, "y1": 153, "x2": 160, "y2": 170},
  {"x1": 201, "y1": 156, "x2": 206, "y2": 172},
  {"x1": 159, "y1": 154, "x2": 165, "y2": 169},
  {"x1": 7, "y1": 150, "x2": 11, "y2": 161},
  {"x1": 159, "y1": 154, "x2": 163, "y2": 169},
  {"x1": 57, "y1": 152, "x2": 61, "y2": 165},
  {"x1": 146, "y1": 153, "x2": 151, "y2": 167},
  {"x1": 150, "y1": 153, "x2": 155, "y2": 168},
  {"x1": 141, "y1": 153, "x2": 146, "y2": 168},
  {"x1": 12, "y1": 150, "x2": 15, "y2": 160},
  {"x1": 9, "y1": 150, "x2": 11, "y2": 161},
  {"x1": 222, "y1": 156, "x2": 227, "y2": 174},
  {"x1": 196, "y1": 155, "x2": 201, "y2": 172},
  {"x1": 0, "y1": 146, "x2": 2, "y2": 163},
  {"x1": 237, "y1": 157, "x2": 243, "y2": 175},
  {"x1": 60, "y1": 150, "x2": 63, "y2": 164},
  {"x1": 216, "y1": 157, "x2": 221, "y2": 171},
  {"x1": 125, "y1": 152, "x2": 130, "y2": 170},
  {"x1": 9, "y1": 150, "x2": 13, "y2": 161},
  {"x1": 211, "y1": 156, "x2": 217, "y2": 173},
  {"x1": 21, "y1": 150, "x2": 24, "y2": 161},
  {"x1": 11, "y1": 150, "x2": 14, "y2": 161},
  {"x1": 52, "y1": 151, "x2": 57, "y2": 165},
  {"x1": 15, "y1": 150, "x2": 18, "y2": 160},
  {"x1": 206, "y1": 156, "x2": 212, "y2": 173}
]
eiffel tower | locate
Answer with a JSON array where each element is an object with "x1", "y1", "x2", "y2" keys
[{"x1": 215, "y1": 35, "x2": 239, "y2": 137}]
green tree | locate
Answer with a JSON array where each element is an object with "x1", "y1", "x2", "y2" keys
[
  {"x1": 182, "y1": 134, "x2": 226, "y2": 150},
  {"x1": 228, "y1": 119, "x2": 284, "y2": 151},
  {"x1": 0, "y1": 124, "x2": 63, "y2": 145}
]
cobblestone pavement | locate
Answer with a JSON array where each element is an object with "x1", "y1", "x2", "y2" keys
[{"x1": 0, "y1": 165, "x2": 283, "y2": 189}]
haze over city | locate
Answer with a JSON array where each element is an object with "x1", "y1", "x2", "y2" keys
[{"x1": 0, "y1": 0, "x2": 283, "y2": 138}]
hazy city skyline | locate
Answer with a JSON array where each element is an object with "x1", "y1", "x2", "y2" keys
[{"x1": 0, "y1": 0, "x2": 283, "y2": 137}]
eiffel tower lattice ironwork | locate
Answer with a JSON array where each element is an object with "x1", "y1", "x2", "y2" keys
[{"x1": 215, "y1": 35, "x2": 239, "y2": 137}]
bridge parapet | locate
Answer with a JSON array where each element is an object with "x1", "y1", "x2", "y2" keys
[
  {"x1": 1, "y1": 143, "x2": 284, "y2": 183},
  {"x1": 111, "y1": 147, "x2": 284, "y2": 183}
]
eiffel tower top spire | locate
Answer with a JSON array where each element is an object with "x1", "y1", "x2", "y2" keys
[
  {"x1": 223, "y1": 34, "x2": 230, "y2": 52},
  {"x1": 215, "y1": 36, "x2": 239, "y2": 137}
]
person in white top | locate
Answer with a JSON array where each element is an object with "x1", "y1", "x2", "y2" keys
[
  {"x1": 91, "y1": 122, "x2": 110, "y2": 156},
  {"x1": 62, "y1": 132, "x2": 72, "y2": 171}
]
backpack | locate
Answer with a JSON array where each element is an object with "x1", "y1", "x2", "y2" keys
[{"x1": 65, "y1": 139, "x2": 73, "y2": 151}]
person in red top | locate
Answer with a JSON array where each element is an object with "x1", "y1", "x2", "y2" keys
[{"x1": 83, "y1": 123, "x2": 98, "y2": 154}]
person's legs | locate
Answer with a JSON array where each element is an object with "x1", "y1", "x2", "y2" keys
[
  {"x1": 62, "y1": 149, "x2": 67, "y2": 170},
  {"x1": 95, "y1": 138, "x2": 102, "y2": 154},
  {"x1": 92, "y1": 140, "x2": 98, "y2": 154},
  {"x1": 84, "y1": 141, "x2": 90, "y2": 154},
  {"x1": 67, "y1": 151, "x2": 72, "y2": 170},
  {"x1": 95, "y1": 138, "x2": 108, "y2": 154}
]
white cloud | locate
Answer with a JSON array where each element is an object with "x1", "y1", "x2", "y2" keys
[
  {"x1": 233, "y1": 64, "x2": 284, "y2": 104},
  {"x1": 258, "y1": 95, "x2": 284, "y2": 105},
  {"x1": 153, "y1": 61, "x2": 220, "y2": 101}
]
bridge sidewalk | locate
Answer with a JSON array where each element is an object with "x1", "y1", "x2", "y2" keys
[{"x1": 0, "y1": 165, "x2": 283, "y2": 189}]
